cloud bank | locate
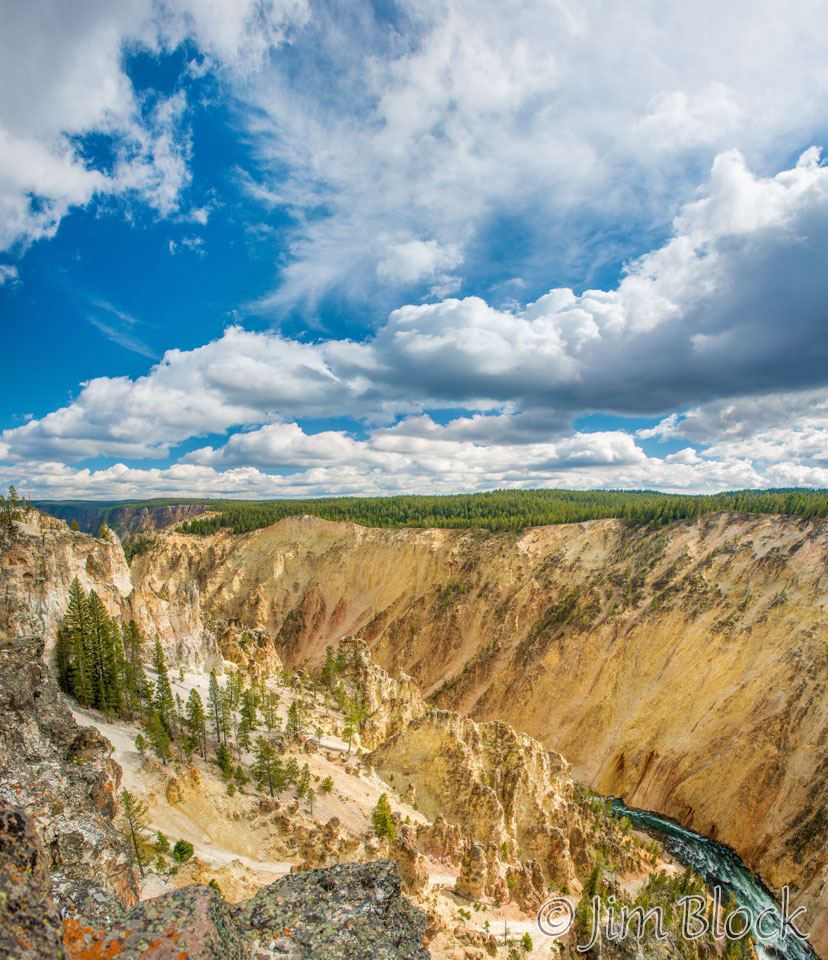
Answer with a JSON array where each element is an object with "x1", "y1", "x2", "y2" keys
[{"x1": 4, "y1": 146, "x2": 828, "y2": 497}]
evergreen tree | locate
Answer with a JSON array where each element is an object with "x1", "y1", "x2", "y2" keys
[
  {"x1": 151, "y1": 637, "x2": 175, "y2": 737},
  {"x1": 208, "y1": 670, "x2": 223, "y2": 744},
  {"x1": 216, "y1": 742, "x2": 233, "y2": 779},
  {"x1": 373, "y1": 793, "x2": 396, "y2": 841},
  {"x1": 286, "y1": 699, "x2": 303, "y2": 737},
  {"x1": 237, "y1": 716, "x2": 252, "y2": 753},
  {"x1": 172, "y1": 839, "x2": 194, "y2": 862},
  {"x1": 119, "y1": 789, "x2": 149, "y2": 878},
  {"x1": 3, "y1": 485, "x2": 20, "y2": 532},
  {"x1": 146, "y1": 707, "x2": 172, "y2": 764},
  {"x1": 134, "y1": 733, "x2": 147, "y2": 756},
  {"x1": 87, "y1": 590, "x2": 122, "y2": 716},
  {"x1": 70, "y1": 518, "x2": 80, "y2": 531},
  {"x1": 61, "y1": 578, "x2": 93, "y2": 705},
  {"x1": 297, "y1": 762, "x2": 311, "y2": 799},
  {"x1": 227, "y1": 669, "x2": 244, "y2": 711},
  {"x1": 263, "y1": 691, "x2": 279, "y2": 730},
  {"x1": 342, "y1": 695, "x2": 367, "y2": 754},
  {"x1": 285, "y1": 756, "x2": 300, "y2": 785},
  {"x1": 240, "y1": 688, "x2": 258, "y2": 730},
  {"x1": 252, "y1": 737, "x2": 278, "y2": 796},
  {"x1": 185, "y1": 688, "x2": 207, "y2": 758}
]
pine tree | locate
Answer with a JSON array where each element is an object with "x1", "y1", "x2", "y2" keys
[
  {"x1": 240, "y1": 689, "x2": 258, "y2": 730},
  {"x1": 297, "y1": 762, "x2": 311, "y2": 799},
  {"x1": 135, "y1": 733, "x2": 147, "y2": 756},
  {"x1": 3, "y1": 485, "x2": 20, "y2": 532},
  {"x1": 152, "y1": 637, "x2": 175, "y2": 737},
  {"x1": 185, "y1": 688, "x2": 207, "y2": 758},
  {"x1": 285, "y1": 756, "x2": 300, "y2": 785},
  {"x1": 122, "y1": 620, "x2": 146, "y2": 721},
  {"x1": 373, "y1": 793, "x2": 396, "y2": 841},
  {"x1": 252, "y1": 737, "x2": 278, "y2": 796},
  {"x1": 119, "y1": 789, "x2": 149, "y2": 878},
  {"x1": 62, "y1": 578, "x2": 93, "y2": 706},
  {"x1": 286, "y1": 699, "x2": 303, "y2": 737},
  {"x1": 237, "y1": 716, "x2": 252, "y2": 753},
  {"x1": 87, "y1": 590, "x2": 122, "y2": 716},
  {"x1": 342, "y1": 695, "x2": 367, "y2": 754},
  {"x1": 216, "y1": 742, "x2": 233, "y2": 780},
  {"x1": 272, "y1": 756, "x2": 287, "y2": 797},
  {"x1": 70, "y1": 518, "x2": 80, "y2": 531},
  {"x1": 263, "y1": 691, "x2": 279, "y2": 730},
  {"x1": 208, "y1": 670, "x2": 223, "y2": 744},
  {"x1": 146, "y1": 707, "x2": 172, "y2": 764}
]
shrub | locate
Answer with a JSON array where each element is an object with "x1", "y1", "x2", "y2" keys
[{"x1": 172, "y1": 839, "x2": 194, "y2": 862}]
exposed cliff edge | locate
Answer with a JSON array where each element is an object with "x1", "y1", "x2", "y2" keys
[
  {"x1": 0, "y1": 635, "x2": 139, "y2": 907},
  {"x1": 127, "y1": 512, "x2": 828, "y2": 953}
]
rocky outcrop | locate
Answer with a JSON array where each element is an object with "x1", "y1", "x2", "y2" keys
[
  {"x1": 0, "y1": 635, "x2": 138, "y2": 907},
  {"x1": 391, "y1": 823, "x2": 430, "y2": 894},
  {"x1": 370, "y1": 709, "x2": 587, "y2": 887},
  {"x1": 63, "y1": 883, "x2": 248, "y2": 960},
  {"x1": 0, "y1": 509, "x2": 131, "y2": 660},
  {"x1": 235, "y1": 860, "x2": 430, "y2": 959},
  {"x1": 455, "y1": 839, "x2": 488, "y2": 900},
  {"x1": 0, "y1": 508, "x2": 217, "y2": 670},
  {"x1": 415, "y1": 814, "x2": 463, "y2": 864},
  {"x1": 215, "y1": 622, "x2": 284, "y2": 678},
  {"x1": 58, "y1": 860, "x2": 430, "y2": 959},
  {"x1": 0, "y1": 804, "x2": 67, "y2": 960}
]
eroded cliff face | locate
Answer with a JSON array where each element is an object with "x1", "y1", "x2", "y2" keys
[
  {"x1": 129, "y1": 512, "x2": 828, "y2": 952},
  {"x1": 0, "y1": 510, "x2": 131, "y2": 658},
  {"x1": 369, "y1": 707, "x2": 643, "y2": 898},
  {"x1": 0, "y1": 509, "x2": 217, "y2": 670}
]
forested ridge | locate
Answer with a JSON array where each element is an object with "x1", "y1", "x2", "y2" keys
[
  {"x1": 175, "y1": 487, "x2": 828, "y2": 535},
  {"x1": 32, "y1": 488, "x2": 828, "y2": 538}
]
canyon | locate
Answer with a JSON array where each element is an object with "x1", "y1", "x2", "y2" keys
[{"x1": 3, "y1": 504, "x2": 828, "y2": 956}]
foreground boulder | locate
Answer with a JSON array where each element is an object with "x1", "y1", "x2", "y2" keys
[
  {"x1": 58, "y1": 861, "x2": 430, "y2": 959},
  {"x1": 234, "y1": 860, "x2": 430, "y2": 959},
  {"x1": 0, "y1": 804, "x2": 67, "y2": 960},
  {"x1": 63, "y1": 884, "x2": 248, "y2": 960},
  {"x1": 0, "y1": 635, "x2": 138, "y2": 906}
]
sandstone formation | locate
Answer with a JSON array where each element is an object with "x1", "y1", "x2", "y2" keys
[{"x1": 126, "y1": 512, "x2": 828, "y2": 951}]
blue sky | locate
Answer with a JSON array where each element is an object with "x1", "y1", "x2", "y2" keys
[{"x1": 2, "y1": 0, "x2": 828, "y2": 500}]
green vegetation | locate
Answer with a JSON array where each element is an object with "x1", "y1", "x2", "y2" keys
[
  {"x1": 172, "y1": 839, "x2": 194, "y2": 862},
  {"x1": 119, "y1": 789, "x2": 149, "y2": 878},
  {"x1": 56, "y1": 578, "x2": 152, "y2": 721},
  {"x1": 167, "y1": 487, "x2": 828, "y2": 536},
  {"x1": 373, "y1": 792, "x2": 396, "y2": 841}
]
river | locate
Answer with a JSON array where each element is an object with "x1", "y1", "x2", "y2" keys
[{"x1": 609, "y1": 799, "x2": 816, "y2": 960}]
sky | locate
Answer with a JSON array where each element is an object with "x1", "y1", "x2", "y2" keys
[{"x1": 2, "y1": 0, "x2": 828, "y2": 501}]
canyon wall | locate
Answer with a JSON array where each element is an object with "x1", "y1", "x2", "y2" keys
[
  {"x1": 0, "y1": 509, "x2": 216, "y2": 669},
  {"x1": 129, "y1": 512, "x2": 828, "y2": 952}
]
